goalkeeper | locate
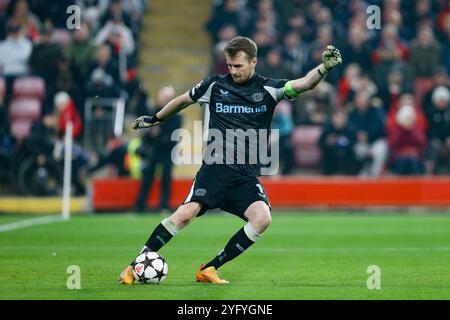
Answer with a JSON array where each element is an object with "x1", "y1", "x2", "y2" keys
[{"x1": 120, "y1": 37, "x2": 342, "y2": 284}]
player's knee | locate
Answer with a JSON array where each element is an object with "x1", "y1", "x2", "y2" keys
[
  {"x1": 250, "y1": 210, "x2": 272, "y2": 234},
  {"x1": 259, "y1": 211, "x2": 272, "y2": 229},
  {"x1": 171, "y1": 202, "x2": 201, "y2": 228}
]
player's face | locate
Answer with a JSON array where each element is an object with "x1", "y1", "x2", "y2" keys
[{"x1": 226, "y1": 51, "x2": 257, "y2": 84}]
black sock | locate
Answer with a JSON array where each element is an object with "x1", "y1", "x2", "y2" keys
[
  {"x1": 203, "y1": 227, "x2": 255, "y2": 270},
  {"x1": 129, "y1": 223, "x2": 173, "y2": 265},
  {"x1": 145, "y1": 223, "x2": 174, "y2": 251}
]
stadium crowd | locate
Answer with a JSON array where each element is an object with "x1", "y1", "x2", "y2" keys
[
  {"x1": 0, "y1": 0, "x2": 150, "y2": 195},
  {"x1": 1, "y1": 0, "x2": 450, "y2": 197},
  {"x1": 207, "y1": 0, "x2": 450, "y2": 176}
]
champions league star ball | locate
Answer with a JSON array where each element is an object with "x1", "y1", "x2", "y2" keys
[{"x1": 132, "y1": 251, "x2": 168, "y2": 284}]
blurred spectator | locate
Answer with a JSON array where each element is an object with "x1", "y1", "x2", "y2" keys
[
  {"x1": 88, "y1": 136, "x2": 129, "y2": 177},
  {"x1": 441, "y1": 14, "x2": 450, "y2": 70},
  {"x1": 251, "y1": 28, "x2": 273, "y2": 58},
  {"x1": 282, "y1": 30, "x2": 308, "y2": 77},
  {"x1": 422, "y1": 66, "x2": 450, "y2": 117},
  {"x1": 0, "y1": 18, "x2": 32, "y2": 106},
  {"x1": 205, "y1": 0, "x2": 251, "y2": 43},
  {"x1": 0, "y1": 19, "x2": 32, "y2": 78},
  {"x1": 348, "y1": 92, "x2": 388, "y2": 177},
  {"x1": 337, "y1": 63, "x2": 361, "y2": 105},
  {"x1": 293, "y1": 80, "x2": 336, "y2": 126},
  {"x1": 134, "y1": 85, "x2": 182, "y2": 212},
  {"x1": 29, "y1": 22, "x2": 64, "y2": 84},
  {"x1": 379, "y1": 67, "x2": 410, "y2": 112},
  {"x1": 405, "y1": 0, "x2": 437, "y2": 38},
  {"x1": 7, "y1": 0, "x2": 41, "y2": 42},
  {"x1": 438, "y1": 0, "x2": 450, "y2": 35},
  {"x1": 100, "y1": 0, "x2": 132, "y2": 29},
  {"x1": 341, "y1": 26, "x2": 372, "y2": 72},
  {"x1": 124, "y1": 73, "x2": 150, "y2": 117},
  {"x1": 66, "y1": 21, "x2": 97, "y2": 86},
  {"x1": 409, "y1": 26, "x2": 442, "y2": 79},
  {"x1": 319, "y1": 109, "x2": 359, "y2": 175},
  {"x1": 13, "y1": 117, "x2": 61, "y2": 196},
  {"x1": 338, "y1": 59, "x2": 379, "y2": 109},
  {"x1": 88, "y1": 44, "x2": 122, "y2": 87},
  {"x1": 307, "y1": 25, "x2": 333, "y2": 71},
  {"x1": 121, "y1": 0, "x2": 145, "y2": 26},
  {"x1": 53, "y1": 91, "x2": 83, "y2": 140},
  {"x1": 252, "y1": 0, "x2": 283, "y2": 43},
  {"x1": 85, "y1": 67, "x2": 121, "y2": 98},
  {"x1": 78, "y1": 0, "x2": 110, "y2": 33},
  {"x1": 256, "y1": 46, "x2": 294, "y2": 79},
  {"x1": 387, "y1": 93, "x2": 428, "y2": 133},
  {"x1": 371, "y1": 24, "x2": 409, "y2": 89},
  {"x1": 387, "y1": 103, "x2": 427, "y2": 175},
  {"x1": 271, "y1": 100, "x2": 294, "y2": 175},
  {"x1": 95, "y1": 11, "x2": 135, "y2": 58},
  {"x1": 212, "y1": 24, "x2": 237, "y2": 75},
  {"x1": 302, "y1": 0, "x2": 329, "y2": 42},
  {"x1": 57, "y1": 54, "x2": 78, "y2": 94},
  {"x1": 424, "y1": 86, "x2": 450, "y2": 174}
]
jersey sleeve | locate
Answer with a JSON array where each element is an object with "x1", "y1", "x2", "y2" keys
[
  {"x1": 189, "y1": 75, "x2": 219, "y2": 105},
  {"x1": 263, "y1": 78, "x2": 298, "y2": 103}
]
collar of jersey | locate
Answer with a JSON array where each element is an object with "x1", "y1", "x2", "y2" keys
[{"x1": 227, "y1": 73, "x2": 258, "y2": 87}]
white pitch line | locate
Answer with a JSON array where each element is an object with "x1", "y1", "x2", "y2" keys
[{"x1": 0, "y1": 215, "x2": 65, "y2": 233}]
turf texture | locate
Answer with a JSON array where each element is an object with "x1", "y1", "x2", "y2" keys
[{"x1": 0, "y1": 212, "x2": 449, "y2": 300}]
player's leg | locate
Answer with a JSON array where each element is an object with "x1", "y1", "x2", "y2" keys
[
  {"x1": 200, "y1": 200, "x2": 269, "y2": 272},
  {"x1": 197, "y1": 176, "x2": 271, "y2": 284},
  {"x1": 119, "y1": 202, "x2": 203, "y2": 284},
  {"x1": 141, "y1": 201, "x2": 203, "y2": 252}
]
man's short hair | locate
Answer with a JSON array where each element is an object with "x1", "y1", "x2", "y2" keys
[{"x1": 224, "y1": 36, "x2": 258, "y2": 60}]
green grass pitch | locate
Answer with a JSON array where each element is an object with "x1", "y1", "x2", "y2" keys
[{"x1": 0, "y1": 212, "x2": 449, "y2": 300}]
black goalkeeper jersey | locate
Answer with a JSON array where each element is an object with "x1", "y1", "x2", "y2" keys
[{"x1": 189, "y1": 73, "x2": 293, "y2": 176}]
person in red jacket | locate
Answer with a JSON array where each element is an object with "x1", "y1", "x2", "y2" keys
[
  {"x1": 387, "y1": 103, "x2": 427, "y2": 175},
  {"x1": 54, "y1": 91, "x2": 83, "y2": 139},
  {"x1": 387, "y1": 93, "x2": 428, "y2": 132}
]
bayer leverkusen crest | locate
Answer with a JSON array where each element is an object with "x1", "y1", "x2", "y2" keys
[{"x1": 252, "y1": 92, "x2": 263, "y2": 102}]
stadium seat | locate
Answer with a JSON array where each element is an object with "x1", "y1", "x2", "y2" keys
[
  {"x1": 12, "y1": 76, "x2": 46, "y2": 99},
  {"x1": 292, "y1": 125, "x2": 323, "y2": 168},
  {"x1": 10, "y1": 120, "x2": 33, "y2": 142},
  {"x1": 9, "y1": 98, "x2": 41, "y2": 121}
]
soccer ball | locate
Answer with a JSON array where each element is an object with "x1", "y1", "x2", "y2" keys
[{"x1": 132, "y1": 251, "x2": 168, "y2": 284}]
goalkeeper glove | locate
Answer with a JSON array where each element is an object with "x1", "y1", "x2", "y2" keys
[
  {"x1": 319, "y1": 45, "x2": 342, "y2": 75},
  {"x1": 131, "y1": 114, "x2": 163, "y2": 130}
]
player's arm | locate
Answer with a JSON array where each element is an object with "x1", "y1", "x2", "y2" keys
[
  {"x1": 284, "y1": 45, "x2": 342, "y2": 99},
  {"x1": 132, "y1": 92, "x2": 194, "y2": 130}
]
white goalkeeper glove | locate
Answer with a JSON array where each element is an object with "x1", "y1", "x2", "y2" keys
[
  {"x1": 131, "y1": 114, "x2": 163, "y2": 130},
  {"x1": 319, "y1": 45, "x2": 342, "y2": 75}
]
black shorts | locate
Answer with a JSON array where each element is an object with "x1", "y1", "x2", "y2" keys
[{"x1": 182, "y1": 164, "x2": 271, "y2": 221}]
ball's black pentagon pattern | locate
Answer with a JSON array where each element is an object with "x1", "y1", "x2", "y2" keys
[{"x1": 132, "y1": 251, "x2": 168, "y2": 284}]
